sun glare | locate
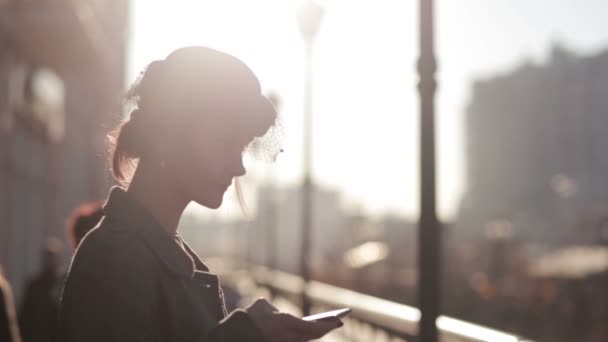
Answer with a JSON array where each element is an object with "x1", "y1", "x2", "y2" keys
[{"x1": 131, "y1": 0, "x2": 466, "y2": 220}]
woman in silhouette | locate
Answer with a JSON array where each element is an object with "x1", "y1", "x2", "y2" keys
[{"x1": 58, "y1": 46, "x2": 342, "y2": 342}]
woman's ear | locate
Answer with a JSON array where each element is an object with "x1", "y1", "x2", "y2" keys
[{"x1": 147, "y1": 129, "x2": 172, "y2": 168}]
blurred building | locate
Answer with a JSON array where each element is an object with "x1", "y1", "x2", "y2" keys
[
  {"x1": 180, "y1": 184, "x2": 363, "y2": 273},
  {"x1": 178, "y1": 182, "x2": 419, "y2": 302},
  {"x1": 458, "y1": 45, "x2": 608, "y2": 246},
  {"x1": 255, "y1": 184, "x2": 351, "y2": 275},
  {"x1": 0, "y1": 1, "x2": 128, "y2": 302}
]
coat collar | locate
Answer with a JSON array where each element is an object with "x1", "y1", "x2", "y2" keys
[{"x1": 103, "y1": 187, "x2": 209, "y2": 278}]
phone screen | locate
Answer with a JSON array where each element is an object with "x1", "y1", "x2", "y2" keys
[{"x1": 302, "y1": 308, "x2": 352, "y2": 321}]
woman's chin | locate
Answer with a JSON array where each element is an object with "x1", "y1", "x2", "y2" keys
[{"x1": 196, "y1": 196, "x2": 223, "y2": 209}]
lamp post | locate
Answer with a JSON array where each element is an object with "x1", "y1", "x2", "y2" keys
[
  {"x1": 417, "y1": 0, "x2": 439, "y2": 341},
  {"x1": 297, "y1": 0, "x2": 324, "y2": 316}
]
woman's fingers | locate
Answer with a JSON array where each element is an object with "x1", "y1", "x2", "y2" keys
[
  {"x1": 247, "y1": 300, "x2": 344, "y2": 341},
  {"x1": 250, "y1": 298, "x2": 279, "y2": 313},
  {"x1": 279, "y1": 313, "x2": 343, "y2": 339}
]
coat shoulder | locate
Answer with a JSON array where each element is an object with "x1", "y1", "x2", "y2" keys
[{"x1": 68, "y1": 217, "x2": 158, "y2": 281}]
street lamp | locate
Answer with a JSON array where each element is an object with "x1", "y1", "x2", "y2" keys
[
  {"x1": 417, "y1": 0, "x2": 439, "y2": 341},
  {"x1": 297, "y1": 0, "x2": 324, "y2": 316}
]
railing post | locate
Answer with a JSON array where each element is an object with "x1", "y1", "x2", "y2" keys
[{"x1": 417, "y1": 0, "x2": 440, "y2": 341}]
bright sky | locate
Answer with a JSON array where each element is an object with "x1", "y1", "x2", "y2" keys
[{"x1": 129, "y1": 0, "x2": 608, "y2": 221}]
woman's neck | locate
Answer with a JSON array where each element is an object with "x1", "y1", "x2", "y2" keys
[{"x1": 127, "y1": 161, "x2": 189, "y2": 236}]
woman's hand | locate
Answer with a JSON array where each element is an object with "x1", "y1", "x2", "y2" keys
[{"x1": 246, "y1": 298, "x2": 343, "y2": 342}]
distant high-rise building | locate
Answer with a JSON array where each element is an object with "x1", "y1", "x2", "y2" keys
[
  {"x1": 0, "y1": 1, "x2": 129, "y2": 301},
  {"x1": 458, "y1": 45, "x2": 608, "y2": 245}
]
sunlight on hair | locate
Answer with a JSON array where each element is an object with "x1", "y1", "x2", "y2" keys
[{"x1": 130, "y1": 0, "x2": 424, "y2": 221}]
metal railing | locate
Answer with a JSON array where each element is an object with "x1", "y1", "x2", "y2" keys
[{"x1": 242, "y1": 266, "x2": 532, "y2": 342}]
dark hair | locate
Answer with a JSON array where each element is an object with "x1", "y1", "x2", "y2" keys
[
  {"x1": 107, "y1": 47, "x2": 277, "y2": 208},
  {"x1": 107, "y1": 59, "x2": 164, "y2": 185},
  {"x1": 66, "y1": 202, "x2": 104, "y2": 249}
]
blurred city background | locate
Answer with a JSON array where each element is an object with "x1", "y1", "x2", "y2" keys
[{"x1": 1, "y1": 0, "x2": 608, "y2": 341}]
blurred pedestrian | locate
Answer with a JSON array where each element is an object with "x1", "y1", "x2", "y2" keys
[
  {"x1": 18, "y1": 239, "x2": 63, "y2": 342},
  {"x1": 0, "y1": 265, "x2": 21, "y2": 342},
  {"x1": 65, "y1": 202, "x2": 104, "y2": 251},
  {"x1": 58, "y1": 47, "x2": 342, "y2": 342}
]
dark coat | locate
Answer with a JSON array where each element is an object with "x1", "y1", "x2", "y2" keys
[{"x1": 58, "y1": 188, "x2": 265, "y2": 342}]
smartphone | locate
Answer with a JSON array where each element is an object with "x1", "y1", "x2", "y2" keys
[{"x1": 302, "y1": 308, "x2": 352, "y2": 322}]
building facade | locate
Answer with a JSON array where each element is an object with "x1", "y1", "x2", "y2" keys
[
  {"x1": 0, "y1": 0, "x2": 128, "y2": 302},
  {"x1": 458, "y1": 46, "x2": 608, "y2": 246}
]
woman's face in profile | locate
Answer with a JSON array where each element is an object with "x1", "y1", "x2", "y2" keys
[{"x1": 166, "y1": 103, "x2": 251, "y2": 209}]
